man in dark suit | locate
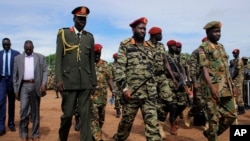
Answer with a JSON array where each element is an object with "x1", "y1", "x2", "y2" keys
[
  {"x1": 0, "y1": 38, "x2": 20, "y2": 136},
  {"x1": 13, "y1": 40, "x2": 48, "y2": 141},
  {"x1": 55, "y1": 6, "x2": 97, "y2": 141}
]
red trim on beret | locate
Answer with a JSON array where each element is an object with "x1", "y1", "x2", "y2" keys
[
  {"x1": 113, "y1": 53, "x2": 118, "y2": 59},
  {"x1": 176, "y1": 42, "x2": 182, "y2": 48},
  {"x1": 94, "y1": 44, "x2": 103, "y2": 52},
  {"x1": 202, "y1": 37, "x2": 207, "y2": 42},
  {"x1": 166, "y1": 40, "x2": 176, "y2": 47},
  {"x1": 232, "y1": 49, "x2": 240, "y2": 53},
  {"x1": 129, "y1": 17, "x2": 148, "y2": 28},
  {"x1": 72, "y1": 6, "x2": 90, "y2": 17},
  {"x1": 148, "y1": 27, "x2": 162, "y2": 35}
]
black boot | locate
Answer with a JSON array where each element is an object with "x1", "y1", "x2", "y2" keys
[
  {"x1": 238, "y1": 106, "x2": 245, "y2": 115},
  {"x1": 74, "y1": 116, "x2": 80, "y2": 131}
]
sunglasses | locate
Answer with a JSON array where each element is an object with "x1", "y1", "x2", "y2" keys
[{"x1": 3, "y1": 43, "x2": 10, "y2": 46}]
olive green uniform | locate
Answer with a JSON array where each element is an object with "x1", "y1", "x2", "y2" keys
[
  {"x1": 55, "y1": 27, "x2": 97, "y2": 141},
  {"x1": 198, "y1": 40, "x2": 237, "y2": 141}
]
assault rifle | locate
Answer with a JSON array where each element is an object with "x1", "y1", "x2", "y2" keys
[{"x1": 172, "y1": 59, "x2": 193, "y2": 96}]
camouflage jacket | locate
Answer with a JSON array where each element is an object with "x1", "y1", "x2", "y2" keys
[
  {"x1": 115, "y1": 38, "x2": 157, "y2": 99},
  {"x1": 231, "y1": 57, "x2": 244, "y2": 82},
  {"x1": 91, "y1": 59, "x2": 112, "y2": 104},
  {"x1": 198, "y1": 40, "x2": 233, "y2": 97},
  {"x1": 189, "y1": 48, "x2": 200, "y2": 82},
  {"x1": 146, "y1": 40, "x2": 167, "y2": 82}
]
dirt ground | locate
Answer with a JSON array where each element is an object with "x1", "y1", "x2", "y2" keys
[{"x1": 1, "y1": 90, "x2": 250, "y2": 141}]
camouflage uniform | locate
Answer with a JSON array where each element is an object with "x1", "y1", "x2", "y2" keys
[
  {"x1": 186, "y1": 48, "x2": 207, "y2": 126},
  {"x1": 113, "y1": 38, "x2": 161, "y2": 141},
  {"x1": 231, "y1": 58, "x2": 244, "y2": 107},
  {"x1": 110, "y1": 61, "x2": 122, "y2": 114},
  {"x1": 166, "y1": 53, "x2": 188, "y2": 121},
  {"x1": 91, "y1": 59, "x2": 112, "y2": 141},
  {"x1": 198, "y1": 40, "x2": 237, "y2": 141},
  {"x1": 146, "y1": 40, "x2": 173, "y2": 122},
  {"x1": 175, "y1": 54, "x2": 188, "y2": 106}
]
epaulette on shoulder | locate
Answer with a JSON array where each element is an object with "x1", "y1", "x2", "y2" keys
[
  {"x1": 84, "y1": 30, "x2": 93, "y2": 37},
  {"x1": 200, "y1": 41, "x2": 208, "y2": 47},
  {"x1": 57, "y1": 27, "x2": 69, "y2": 35},
  {"x1": 102, "y1": 59, "x2": 108, "y2": 64},
  {"x1": 120, "y1": 38, "x2": 131, "y2": 45},
  {"x1": 145, "y1": 41, "x2": 154, "y2": 48}
]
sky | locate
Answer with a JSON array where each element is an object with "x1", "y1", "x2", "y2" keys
[{"x1": 0, "y1": 0, "x2": 250, "y2": 63}]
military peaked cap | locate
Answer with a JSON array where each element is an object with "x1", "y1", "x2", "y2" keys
[{"x1": 72, "y1": 6, "x2": 90, "y2": 17}]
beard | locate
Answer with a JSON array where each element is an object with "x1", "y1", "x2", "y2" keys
[{"x1": 134, "y1": 32, "x2": 145, "y2": 42}]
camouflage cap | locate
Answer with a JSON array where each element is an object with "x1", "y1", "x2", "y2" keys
[{"x1": 203, "y1": 21, "x2": 222, "y2": 30}]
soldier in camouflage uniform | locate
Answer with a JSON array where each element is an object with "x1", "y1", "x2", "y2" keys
[
  {"x1": 242, "y1": 57, "x2": 250, "y2": 79},
  {"x1": 146, "y1": 26, "x2": 177, "y2": 139},
  {"x1": 91, "y1": 44, "x2": 115, "y2": 141},
  {"x1": 170, "y1": 41, "x2": 189, "y2": 135},
  {"x1": 110, "y1": 53, "x2": 122, "y2": 118},
  {"x1": 112, "y1": 17, "x2": 162, "y2": 141},
  {"x1": 198, "y1": 21, "x2": 237, "y2": 141},
  {"x1": 230, "y1": 49, "x2": 245, "y2": 115},
  {"x1": 184, "y1": 37, "x2": 208, "y2": 128}
]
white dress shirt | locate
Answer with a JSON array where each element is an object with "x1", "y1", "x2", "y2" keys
[{"x1": 23, "y1": 54, "x2": 34, "y2": 80}]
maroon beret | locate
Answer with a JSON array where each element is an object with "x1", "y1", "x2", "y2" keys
[
  {"x1": 232, "y1": 49, "x2": 240, "y2": 54},
  {"x1": 148, "y1": 27, "x2": 162, "y2": 35},
  {"x1": 176, "y1": 42, "x2": 182, "y2": 48},
  {"x1": 201, "y1": 37, "x2": 207, "y2": 42},
  {"x1": 166, "y1": 40, "x2": 176, "y2": 47},
  {"x1": 242, "y1": 56, "x2": 248, "y2": 60},
  {"x1": 94, "y1": 44, "x2": 103, "y2": 52},
  {"x1": 113, "y1": 53, "x2": 118, "y2": 59},
  {"x1": 129, "y1": 17, "x2": 148, "y2": 28}
]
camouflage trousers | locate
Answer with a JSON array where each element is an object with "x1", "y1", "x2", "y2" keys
[
  {"x1": 203, "y1": 90, "x2": 237, "y2": 141},
  {"x1": 156, "y1": 78, "x2": 174, "y2": 122},
  {"x1": 113, "y1": 98, "x2": 162, "y2": 141},
  {"x1": 188, "y1": 86, "x2": 207, "y2": 117},
  {"x1": 114, "y1": 91, "x2": 122, "y2": 110},
  {"x1": 91, "y1": 103, "x2": 106, "y2": 141},
  {"x1": 234, "y1": 80, "x2": 244, "y2": 107}
]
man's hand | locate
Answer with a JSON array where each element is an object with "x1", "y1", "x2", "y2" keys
[
  {"x1": 209, "y1": 86, "x2": 220, "y2": 103},
  {"x1": 56, "y1": 81, "x2": 65, "y2": 92},
  {"x1": 15, "y1": 93, "x2": 20, "y2": 101},
  {"x1": 232, "y1": 85, "x2": 238, "y2": 96},
  {"x1": 123, "y1": 88, "x2": 132, "y2": 100},
  {"x1": 40, "y1": 85, "x2": 46, "y2": 97}
]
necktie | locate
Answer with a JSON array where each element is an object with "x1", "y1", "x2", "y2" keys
[
  {"x1": 5, "y1": 51, "x2": 8, "y2": 76},
  {"x1": 77, "y1": 33, "x2": 81, "y2": 40}
]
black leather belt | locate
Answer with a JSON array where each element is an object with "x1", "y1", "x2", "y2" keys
[{"x1": 22, "y1": 79, "x2": 35, "y2": 83}]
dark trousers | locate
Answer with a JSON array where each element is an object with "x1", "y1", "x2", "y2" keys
[
  {"x1": 59, "y1": 90, "x2": 92, "y2": 141},
  {"x1": 0, "y1": 76, "x2": 15, "y2": 131}
]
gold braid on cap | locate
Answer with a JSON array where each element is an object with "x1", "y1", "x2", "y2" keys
[{"x1": 58, "y1": 29, "x2": 81, "y2": 61}]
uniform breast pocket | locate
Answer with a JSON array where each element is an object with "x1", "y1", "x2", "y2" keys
[
  {"x1": 209, "y1": 50, "x2": 220, "y2": 60},
  {"x1": 82, "y1": 46, "x2": 91, "y2": 55}
]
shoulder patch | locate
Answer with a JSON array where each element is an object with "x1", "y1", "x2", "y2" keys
[
  {"x1": 121, "y1": 38, "x2": 131, "y2": 45},
  {"x1": 198, "y1": 48, "x2": 205, "y2": 54}
]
